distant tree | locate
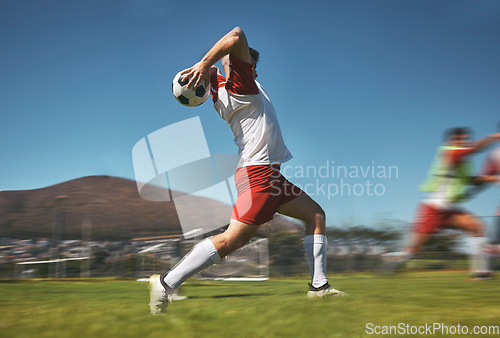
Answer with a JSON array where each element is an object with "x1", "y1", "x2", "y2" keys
[{"x1": 326, "y1": 226, "x2": 400, "y2": 247}]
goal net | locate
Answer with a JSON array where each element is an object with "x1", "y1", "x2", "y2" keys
[{"x1": 198, "y1": 238, "x2": 269, "y2": 280}]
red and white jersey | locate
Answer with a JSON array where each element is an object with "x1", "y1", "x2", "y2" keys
[
  {"x1": 210, "y1": 55, "x2": 292, "y2": 167},
  {"x1": 481, "y1": 145, "x2": 500, "y2": 215}
]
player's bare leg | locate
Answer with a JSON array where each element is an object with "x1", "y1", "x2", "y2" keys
[
  {"x1": 381, "y1": 213, "x2": 489, "y2": 275},
  {"x1": 149, "y1": 219, "x2": 260, "y2": 315},
  {"x1": 448, "y1": 213, "x2": 492, "y2": 279},
  {"x1": 277, "y1": 193, "x2": 348, "y2": 298},
  {"x1": 448, "y1": 213, "x2": 484, "y2": 236},
  {"x1": 277, "y1": 193, "x2": 325, "y2": 235},
  {"x1": 405, "y1": 232, "x2": 431, "y2": 255},
  {"x1": 210, "y1": 219, "x2": 260, "y2": 258}
]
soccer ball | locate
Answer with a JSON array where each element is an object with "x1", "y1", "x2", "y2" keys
[{"x1": 172, "y1": 71, "x2": 210, "y2": 107}]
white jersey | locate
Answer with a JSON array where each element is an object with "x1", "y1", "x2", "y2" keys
[{"x1": 210, "y1": 55, "x2": 292, "y2": 167}]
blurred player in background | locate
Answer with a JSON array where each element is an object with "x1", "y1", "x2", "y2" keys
[
  {"x1": 474, "y1": 121, "x2": 500, "y2": 249},
  {"x1": 383, "y1": 127, "x2": 500, "y2": 279},
  {"x1": 148, "y1": 27, "x2": 347, "y2": 315}
]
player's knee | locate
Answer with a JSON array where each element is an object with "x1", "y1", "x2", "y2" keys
[
  {"x1": 316, "y1": 207, "x2": 325, "y2": 221},
  {"x1": 316, "y1": 212, "x2": 326, "y2": 233},
  {"x1": 312, "y1": 208, "x2": 326, "y2": 233},
  {"x1": 315, "y1": 207, "x2": 325, "y2": 223}
]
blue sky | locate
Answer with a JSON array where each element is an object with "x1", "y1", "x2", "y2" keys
[{"x1": 1, "y1": 0, "x2": 499, "y2": 229}]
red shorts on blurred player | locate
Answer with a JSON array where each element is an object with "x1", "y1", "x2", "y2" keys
[
  {"x1": 412, "y1": 203, "x2": 467, "y2": 234},
  {"x1": 231, "y1": 165, "x2": 303, "y2": 225}
]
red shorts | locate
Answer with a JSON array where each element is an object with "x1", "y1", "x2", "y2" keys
[
  {"x1": 412, "y1": 203, "x2": 467, "y2": 234},
  {"x1": 231, "y1": 165, "x2": 303, "y2": 225}
]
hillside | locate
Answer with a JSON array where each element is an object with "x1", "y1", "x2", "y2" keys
[{"x1": 0, "y1": 176, "x2": 302, "y2": 240}]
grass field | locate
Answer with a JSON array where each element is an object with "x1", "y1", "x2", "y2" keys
[{"x1": 1, "y1": 271, "x2": 500, "y2": 337}]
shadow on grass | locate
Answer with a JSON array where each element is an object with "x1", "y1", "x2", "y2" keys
[
  {"x1": 187, "y1": 293, "x2": 271, "y2": 299},
  {"x1": 185, "y1": 288, "x2": 319, "y2": 299}
]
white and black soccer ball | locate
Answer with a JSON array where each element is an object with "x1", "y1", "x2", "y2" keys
[{"x1": 172, "y1": 71, "x2": 210, "y2": 107}]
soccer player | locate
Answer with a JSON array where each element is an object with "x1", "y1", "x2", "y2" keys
[
  {"x1": 382, "y1": 127, "x2": 500, "y2": 279},
  {"x1": 477, "y1": 122, "x2": 500, "y2": 247},
  {"x1": 148, "y1": 27, "x2": 347, "y2": 315}
]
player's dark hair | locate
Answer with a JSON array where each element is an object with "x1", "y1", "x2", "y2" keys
[
  {"x1": 444, "y1": 127, "x2": 472, "y2": 141},
  {"x1": 249, "y1": 47, "x2": 260, "y2": 67}
]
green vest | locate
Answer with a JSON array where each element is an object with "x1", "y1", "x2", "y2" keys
[{"x1": 419, "y1": 145, "x2": 474, "y2": 203}]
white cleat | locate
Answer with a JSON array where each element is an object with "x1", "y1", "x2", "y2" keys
[
  {"x1": 307, "y1": 283, "x2": 349, "y2": 298},
  {"x1": 148, "y1": 274, "x2": 172, "y2": 315}
]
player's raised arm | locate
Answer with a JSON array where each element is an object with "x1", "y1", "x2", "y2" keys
[
  {"x1": 446, "y1": 132, "x2": 500, "y2": 168},
  {"x1": 181, "y1": 27, "x2": 252, "y2": 89},
  {"x1": 470, "y1": 132, "x2": 500, "y2": 153}
]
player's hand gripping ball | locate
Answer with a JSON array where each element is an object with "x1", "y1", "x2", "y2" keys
[{"x1": 172, "y1": 71, "x2": 210, "y2": 107}]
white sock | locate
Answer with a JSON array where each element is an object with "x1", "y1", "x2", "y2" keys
[
  {"x1": 468, "y1": 237, "x2": 490, "y2": 274},
  {"x1": 304, "y1": 234, "x2": 328, "y2": 288},
  {"x1": 163, "y1": 238, "x2": 221, "y2": 290}
]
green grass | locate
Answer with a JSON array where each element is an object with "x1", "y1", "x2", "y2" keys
[{"x1": 1, "y1": 271, "x2": 500, "y2": 337}]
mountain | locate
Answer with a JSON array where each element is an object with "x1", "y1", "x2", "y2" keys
[{"x1": 0, "y1": 176, "x2": 302, "y2": 240}]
